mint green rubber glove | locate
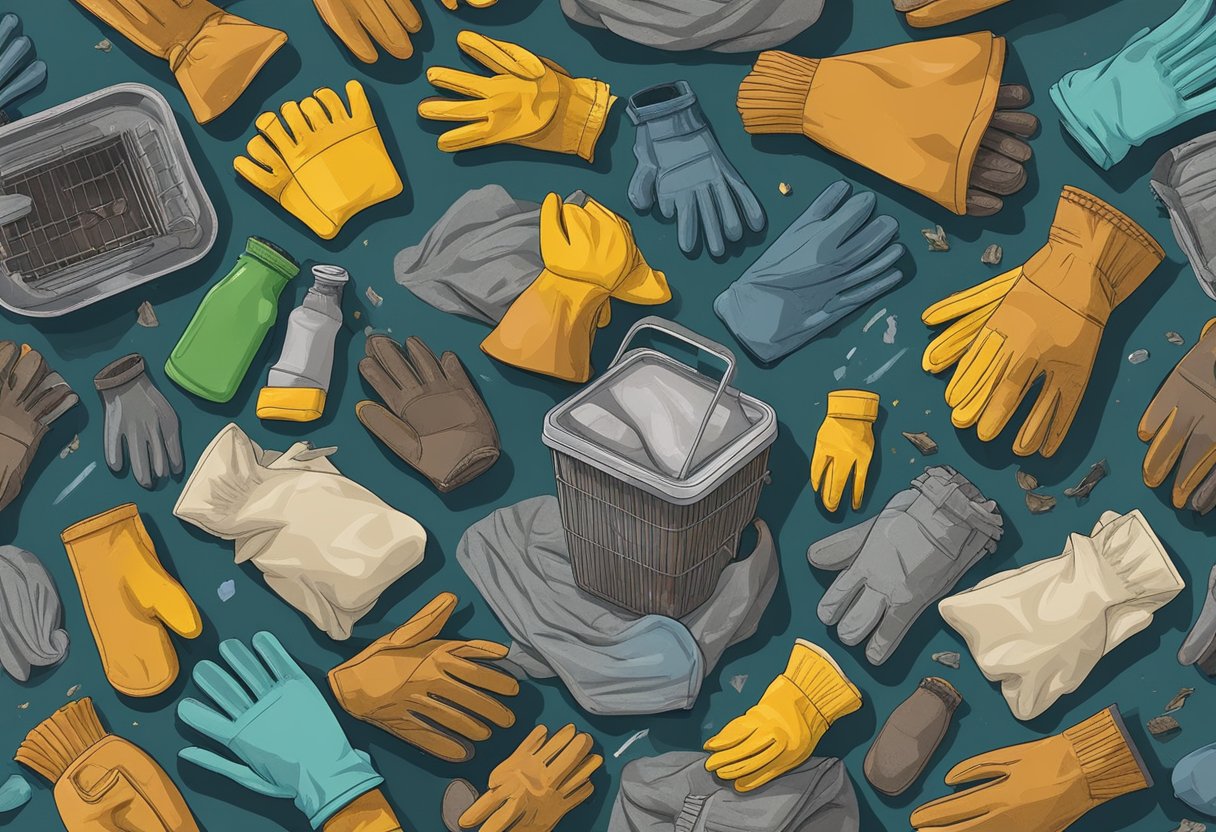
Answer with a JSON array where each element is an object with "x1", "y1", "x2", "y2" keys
[
  {"x1": 177, "y1": 632, "x2": 383, "y2": 829},
  {"x1": 1051, "y1": 0, "x2": 1216, "y2": 169}
]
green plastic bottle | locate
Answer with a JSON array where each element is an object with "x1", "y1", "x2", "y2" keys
[{"x1": 165, "y1": 237, "x2": 300, "y2": 403}]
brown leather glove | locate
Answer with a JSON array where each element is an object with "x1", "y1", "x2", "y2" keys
[
  {"x1": 0, "y1": 342, "x2": 78, "y2": 514},
  {"x1": 357, "y1": 335, "x2": 500, "y2": 492},
  {"x1": 328, "y1": 592, "x2": 519, "y2": 762}
]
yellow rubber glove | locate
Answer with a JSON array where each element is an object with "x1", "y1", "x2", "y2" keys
[
  {"x1": 736, "y1": 33, "x2": 1004, "y2": 215},
  {"x1": 481, "y1": 193, "x2": 670, "y2": 382},
  {"x1": 921, "y1": 269, "x2": 1018, "y2": 374},
  {"x1": 234, "y1": 80, "x2": 404, "y2": 240},
  {"x1": 74, "y1": 0, "x2": 287, "y2": 124},
  {"x1": 897, "y1": 0, "x2": 1013, "y2": 27},
  {"x1": 811, "y1": 390, "x2": 879, "y2": 512},
  {"x1": 418, "y1": 31, "x2": 616, "y2": 163},
  {"x1": 60, "y1": 504, "x2": 202, "y2": 697},
  {"x1": 922, "y1": 187, "x2": 1163, "y2": 457},
  {"x1": 704, "y1": 640, "x2": 862, "y2": 792}
]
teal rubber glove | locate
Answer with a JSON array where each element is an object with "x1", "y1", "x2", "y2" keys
[
  {"x1": 177, "y1": 632, "x2": 383, "y2": 829},
  {"x1": 1051, "y1": 0, "x2": 1216, "y2": 169}
]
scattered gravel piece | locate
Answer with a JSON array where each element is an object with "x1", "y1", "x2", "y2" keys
[
  {"x1": 864, "y1": 348, "x2": 907, "y2": 384},
  {"x1": 931, "y1": 651, "x2": 961, "y2": 669},
  {"x1": 136, "y1": 300, "x2": 159, "y2": 327},
  {"x1": 1167, "y1": 331, "x2": 1186, "y2": 346},
  {"x1": 1026, "y1": 492, "x2": 1056, "y2": 514},
  {"x1": 613, "y1": 729, "x2": 650, "y2": 759},
  {"x1": 1128, "y1": 348, "x2": 1150, "y2": 364},
  {"x1": 846, "y1": 347, "x2": 857, "y2": 360},
  {"x1": 903, "y1": 432, "x2": 939, "y2": 455},
  {"x1": 833, "y1": 366, "x2": 847, "y2": 381},
  {"x1": 365, "y1": 287, "x2": 383, "y2": 307},
  {"x1": 18, "y1": 702, "x2": 28, "y2": 710},
  {"x1": 1015, "y1": 470, "x2": 1039, "y2": 491},
  {"x1": 1147, "y1": 715, "x2": 1180, "y2": 736},
  {"x1": 778, "y1": 182, "x2": 792, "y2": 196},
  {"x1": 95, "y1": 39, "x2": 112, "y2": 52},
  {"x1": 1064, "y1": 460, "x2": 1108, "y2": 500},
  {"x1": 922, "y1": 225, "x2": 950, "y2": 251},
  {"x1": 730, "y1": 675, "x2": 748, "y2": 693},
  {"x1": 59, "y1": 434, "x2": 80, "y2": 459},
  {"x1": 863, "y1": 308, "x2": 888, "y2": 332},
  {"x1": 217, "y1": 580, "x2": 236, "y2": 602},
  {"x1": 1166, "y1": 687, "x2": 1196, "y2": 713},
  {"x1": 981, "y1": 244, "x2": 1003, "y2": 265},
  {"x1": 883, "y1": 315, "x2": 898, "y2": 344},
  {"x1": 65, "y1": 684, "x2": 80, "y2": 697}
]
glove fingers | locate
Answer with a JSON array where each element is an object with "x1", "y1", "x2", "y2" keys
[
  {"x1": 909, "y1": 791, "x2": 992, "y2": 829},
  {"x1": 448, "y1": 645, "x2": 519, "y2": 689},
  {"x1": 822, "y1": 191, "x2": 878, "y2": 250},
  {"x1": 423, "y1": 66, "x2": 491, "y2": 100},
  {"x1": 711, "y1": 739, "x2": 783, "y2": 782},
  {"x1": 725, "y1": 171, "x2": 765, "y2": 233},
  {"x1": 710, "y1": 180, "x2": 743, "y2": 244},
  {"x1": 850, "y1": 450, "x2": 870, "y2": 511},
  {"x1": 404, "y1": 336, "x2": 445, "y2": 384},
  {"x1": 176, "y1": 698, "x2": 236, "y2": 744},
  {"x1": 676, "y1": 191, "x2": 700, "y2": 254},
  {"x1": 807, "y1": 517, "x2": 875, "y2": 570},
  {"x1": 357, "y1": 401, "x2": 423, "y2": 464},
  {"x1": 317, "y1": 0, "x2": 380, "y2": 63},
  {"x1": 432, "y1": 673, "x2": 516, "y2": 727},
  {"x1": 825, "y1": 456, "x2": 856, "y2": 513},
  {"x1": 922, "y1": 299, "x2": 1002, "y2": 374},
  {"x1": 160, "y1": 413, "x2": 184, "y2": 477},
  {"x1": 218, "y1": 638, "x2": 276, "y2": 698},
  {"x1": 545, "y1": 726, "x2": 596, "y2": 776},
  {"x1": 922, "y1": 267, "x2": 1021, "y2": 327},
  {"x1": 438, "y1": 350, "x2": 480, "y2": 396},
  {"x1": 466, "y1": 795, "x2": 524, "y2": 832},
  {"x1": 1141, "y1": 408, "x2": 1188, "y2": 488},
  {"x1": 417, "y1": 96, "x2": 494, "y2": 122},
  {"x1": 836, "y1": 586, "x2": 886, "y2": 647},
  {"x1": 830, "y1": 266, "x2": 903, "y2": 312},
  {"x1": 705, "y1": 733, "x2": 770, "y2": 772},
  {"x1": 1018, "y1": 377, "x2": 1081, "y2": 458},
  {"x1": 558, "y1": 753, "x2": 603, "y2": 796},
  {"x1": 251, "y1": 631, "x2": 304, "y2": 682},
  {"x1": 812, "y1": 456, "x2": 842, "y2": 512},
  {"x1": 944, "y1": 330, "x2": 1005, "y2": 416},
  {"x1": 234, "y1": 140, "x2": 288, "y2": 194},
  {"x1": 817, "y1": 570, "x2": 866, "y2": 627},
  {"x1": 254, "y1": 111, "x2": 296, "y2": 156},
  {"x1": 1188, "y1": 468, "x2": 1216, "y2": 514},
  {"x1": 437, "y1": 121, "x2": 497, "y2": 153},
  {"x1": 1170, "y1": 435, "x2": 1216, "y2": 507},
  {"x1": 457, "y1": 788, "x2": 505, "y2": 829},
  {"x1": 944, "y1": 750, "x2": 1013, "y2": 785},
  {"x1": 412, "y1": 695, "x2": 496, "y2": 741},
  {"x1": 103, "y1": 410, "x2": 125, "y2": 474},
  {"x1": 702, "y1": 718, "x2": 757, "y2": 755},
  {"x1": 628, "y1": 160, "x2": 658, "y2": 212},
  {"x1": 731, "y1": 760, "x2": 790, "y2": 793},
  {"x1": 193, "y1": 660, "x2": 254, "y2": 719},
  {"x1": 802, "y1": 180, "x2": 852, "y2": 225},
  {"x1": 147, "y1": 427, "x2": 170, "y2": 485},
  {"x1": 834, "y1": 215, "x2": 901, "y2": 271},
  {"x1": 356, "y1": 0, "x2": 421, "y2": 60},
  {"x1": 865, "y1": 608, "x2": 911, "y2": 666},
  {"x1": 972, "y1": 358, "x2": 1035, "y2": 442},
  {"x1": 128, "y1": 423, "x2": 154, "y2": 489},
  {"x1": 455, "y1": 31, "x2": 543, "y2": 80},
  {"x1": 147, "y1": 564, "x2": 202, "y2": 639},
  {"x1": 363, "y1": 335, "x2": 422, "y2": 400}
]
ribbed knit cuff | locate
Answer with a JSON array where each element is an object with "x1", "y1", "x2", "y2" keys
[
  {"x1": 827, "y1": 390, "x2": 879, "y2": 422},
  {"x1": 1057, "y1": 186, "x2": 1164, "y2": 307},
  {"x1": 15, "y1": 698, "x2": 107, "y2": 784},
  {"x1": 1063, "y1": 706, "x2": 1152, "y2": 800},
  {"x1": 737, "y1": 51, "x2": 819, "y2": 136},
  {"x1": 1089, "y1": 510, "x2": 1184, "y2": 604},
  {"x1": 786, "y1": 640, "x2": 863, "y2": 723},
  {"x1": 919, "y1": 677, "x2": 963, "y2": 712}
]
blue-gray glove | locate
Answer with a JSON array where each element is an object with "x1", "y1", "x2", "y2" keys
[
  {"x1": 0, "y1": 14, "x2": 46, "y2": 122},
  {"x1": 177, "y1": 632, "x2": 384, "y2": 830},
  {"x1": 1174, "y1": 740, "x2": 1216, "y2": 817},
  {"x1": 714, "y1": 180, "x2": 905, "y2": 364},
  {"x1": 627, "y1": 81, "x2": 765, "y2": 257}
]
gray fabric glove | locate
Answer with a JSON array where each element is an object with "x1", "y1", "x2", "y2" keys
[
  {"x1": 806, "y1": 466, "x2": 1003, "y2": 666},
  {"x1": 0, "y1": 545, "x2": 68, "y2": 682},
  {"x1": 1151, "y1": 132, "x2": 1216, "y2": 300},
  {"x1": 95, "y1": 354, "x2": 183, "y2": 489},
  {"x1": 1180, "y1": 564, "x2": 1216, "y2": 676}
]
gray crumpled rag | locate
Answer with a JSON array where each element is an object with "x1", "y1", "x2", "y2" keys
[
  {"x1": 560, "y1": 0, "x2": 824, "y2": 53},
  {"x1": 610, "y1": 752, "x2": 858, "y2": 832},
  {"x1": 1152, "y1": 133, "x2": 1216, "y2": 300},
  {"x1": 457, "y1": 496, "x2": 778, "y2": 716},
  {"x1": 394, "y1": 186, "x2": 588, "y2": 325},
  {"x1": 0, "y1": 545, "x2": 69, "y2": 682}
]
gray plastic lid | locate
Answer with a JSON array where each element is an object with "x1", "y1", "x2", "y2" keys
[{"x1": 543, "y1": 317, "x2": 777, "y2": 505}]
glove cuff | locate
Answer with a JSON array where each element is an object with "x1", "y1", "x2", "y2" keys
[
  {"x1": 785, "y1": 640, "x2": 863, "y2": 723},
  {"x1": 626, "y1": 81, "x2": 706, "y2": 139},
  {"x1": 1087, "y1": 510, "x2": 1184, "y2": 604},
  {"x1": 170, "y1": 12, "x2": 287, "y2": 123},
  {"x1": 561, "y1": 76, "x2": 616, "y2": 163},
  {"x1": 1063, "y1": 706, "x2": 1152, "y2": 799},
  {"x1": 94, "y1": 354, "x2": 147, "y2": 393},
  {"x1": 1050, "y1": 70, "x2": 1126, "y2": 170},
  {"x1": 826, "y1": 390, "x2": 879, "y2": 422},
  {"x1": 323, "y1": 789, "x2": 401, "y2": 832},
  {"x1": 15, "y1": 698, "x2": 108, "y2": 783},
  {"x1": 917, "y1": 676, "x2": 962, "y2": 712},
  {"x1": 737, "y1": 51, "x2": 819, "y2": 136}
]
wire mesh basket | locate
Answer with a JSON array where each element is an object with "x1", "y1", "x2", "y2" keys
[{"x1": 543, "y1": 318, "x2": 777, "y2": 618}]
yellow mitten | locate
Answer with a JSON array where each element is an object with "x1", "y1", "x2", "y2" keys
[
  {"x1": 61, "y1": 504, "x2": 202, "y2": 697},
  {"x1": 811, "y1": 390, "x2": 879, "y2": 512},
  {"x1": 234, "y1": 80, "x2": 403, "y2": 240},
  {"x1": 482, "y1": 193, "x2": 669, "y2": 382}
]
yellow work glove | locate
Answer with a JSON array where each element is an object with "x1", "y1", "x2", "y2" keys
[
  {"x1": 482, "y1": 193, "x2": 670, "y2": 382},
  {"x1": 314, "y1": 0, "x2": 421, "y2": 62},
  {"x1": 74, "y1": 0, "x2": 286, "y2": 124},
  {"x1": 736, "y1": 33, "x2": 1004, "y2": 215},
  {"x1": 418, "y1": 31, "x2": 616, "y2": 163},
  {"x1": 704, "y1": 640, "x2": 862, "y2": 792},
  {"x1": 234, "y1": 80, "x2": 403, "y2": 240},
  {"x1": 60, "y1": 504, "x2": 202, "y2": 697},
  {"x1": 811, "y1": 390, "x2": 879, "y2": 512},
  {"x1": 922, "y1": 187, "x2": 1163, "y2": 457}
]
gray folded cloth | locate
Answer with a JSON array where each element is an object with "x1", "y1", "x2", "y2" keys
[
  {"x1": 609, "y1": 752, "x2": 858, "y2": 831},
  {"x1": 1179, "y1": 564, "x2": 1216, "y2": 675},
  {"x1": 0, "y1": 545, "x2": 68, "y2": 681},
  {"x1": 394, "y1": 186, "x2": 588, "y2": 325},
  {"x1": 561, "y1": 0, "x2": 824, "y2": 53},
  {"x1": 1152, "y1": 133, "x2": 1216, "y2": 300},
  {"x1": 456, "y1": 496, "x2": 778, "y2": 716}
]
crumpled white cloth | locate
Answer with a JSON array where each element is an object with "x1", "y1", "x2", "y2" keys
[
  {"x1": 939, "y1": 509, "x2": 1184, "y2": 720},
  {"x1": 173, "y1": 423, "x2": 426, "y2": 640}
]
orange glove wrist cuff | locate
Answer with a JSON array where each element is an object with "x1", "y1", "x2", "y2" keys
[
  {"x1": 323, "y1": 789, "x2": 402, "y2": 832},
  {"x1": 1063, "y1": 706, "x2": 1152, "y2": 800}
]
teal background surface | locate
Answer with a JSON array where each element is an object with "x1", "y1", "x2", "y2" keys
[{"x1": 1, "y1": 0, "x2": 1215, "y2": 829}]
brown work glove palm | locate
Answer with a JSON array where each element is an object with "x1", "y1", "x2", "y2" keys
[
  {"x1": 357, "y1": 335, "x2": 500, "y2": 492},
  {"x1": 328, "y1": 592, "x2": 519, "y2": 763},
  {"x1": 0, "y1": 342, "x2": 79, "y2": 514}
]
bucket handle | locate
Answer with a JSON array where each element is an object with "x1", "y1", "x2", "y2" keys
[{"x1": 609, "y1": 316, "x2": 738, "y2": 480}]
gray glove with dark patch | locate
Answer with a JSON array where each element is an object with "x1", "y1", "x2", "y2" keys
[{"x1": 95, "y1": 354, "x2": 183, "y2": 489}]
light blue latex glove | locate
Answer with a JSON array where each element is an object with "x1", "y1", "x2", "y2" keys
[
  {"x1": 1174, "y1": 740, "x2": 1216, "y2": 816},
  {"x1": 1051, "y1": 0, "x2": 1216, "y2": 169},
  {"x1": 0, "y1": 14, "x2": 47, "y2": 118},
  {"x1": 714, "y1": 180, "x2": 905, "y2": 364},
  {"x1": 177, "y1": 632, "x2": 383, "y2": 830},
  {"x1": 0, "y1": 774, "x2": 30, "y2": 814},
  {"x1": 627, "y1": 81, "x2": 765, "y2": 257}
]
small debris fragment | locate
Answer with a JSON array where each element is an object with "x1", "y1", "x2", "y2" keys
[
  {"x1": 845, "y1": 347, "x2": 857, "y2": 360},
  {"x1": 1015, "y1": 470, "x2": 1039, "y2": 491},
  {"x1": 1174, "y1": 820, "x2": 1206, "y2": 832},
  {"x1": 1064, "y1": 459, "x2": 1108, "y2": 501},
  {"x1": 217, "y1": 580, "x2": 236, "y2": 603},
  {"x1": 891, "y1": 399, "x2": 899, "y2": 407},
  {"x1": 363, "y1": 325, "x2": 374, "y2": 337},
  {"x1": 136, "y1": 300, "x2": 159, "y2": 328},
  {"x1": 18, "y1": 702, "x2": 28, "y2": 710},
  {"x1": 778, "y1": 182, "x2": 792, "y2": 196},
  {"x1": 353, "y1": 310, "x2": 361, "y2": 320},
  {"x1": 613, "y1": 729, "x2": 650, "y2": 759},
  {"x1": 931, "y1": 651, "x2": 961, "y2": 669},
  {"x1": 95, "y1": 38, "x2": 112, "y2": 52},
  {"x1": 863, "y1": 308, "x2": 888, "y2": 332},
  {"x1": 980, "y1": 244, "x2": 1003, "y2": 265},
  {"x1": 921, "y1": 225, "x2": 950, "y2": 252},
  {"x1": 730, "y1": 674, "x2": 748, "y2": 693},
  {"x1": 1167, "y1": 331, "x2": 1186, "y2": 346},
  {"x1": 59, "y1": 434, "x2": 80, "y2": 459},
  {"x1": 365, "y1": 287, "x2": 383, "y2": 307},
  {"x1": 65, "y1": 684, "x2": 80, "y2": 697},
  {"x1": 883, "y1": 315, "x2": 898, "y2": 344},
  {"x1": 362, "y1": 239, "x2": 369, "y2": 246},
  {"x1": 1147, "y1": 715, "x2": 1180, "y2": 736},
  {"x1": 1128, "y1": 348, "x2": 1150, "y2": 364},
  {"x1": 903, "y1": 431, "x2": 939, "y2": 455},
  {"x1": 1166, "y1": 687, "x2": 1196, "y2": 713},
  {"x1": 833, "y1": 366, "x2": 847, "y2": 381},
  {"x1": 864, "y1": 348, "x2": 907, "y2": 384},
  {"x1": 1025, "y1": 492, "x2": 1056, "y2": 514},
  {"x1": 53, "y1": 462, "x2": 96, "y2": 506},
  {"x1": 132, "y1": 721, "x2": 139, "y2": 727}
]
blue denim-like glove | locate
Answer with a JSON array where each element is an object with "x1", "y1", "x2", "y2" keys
[
  {"x1": 177, "y1": 632, "x2": 383, "y2": 830},
  {"x1": 0, "y1": 774, "x2": 30, "y2": 814},
  {"x1": 0, "y1": 14, "x2": 46, "y2": 118},
  {"x1": 627, "y1": 80, "x2": 765, "y2": 257},
  {"x1": 1174, "y1": 741, "x2": 1216, "y2": 816},
  {"x1": 714, "y1": 180, "x2": 905, "y2": 364},
  {"x1": 1051, "y1": 0, "x2": 1216, "y2": 170}
]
